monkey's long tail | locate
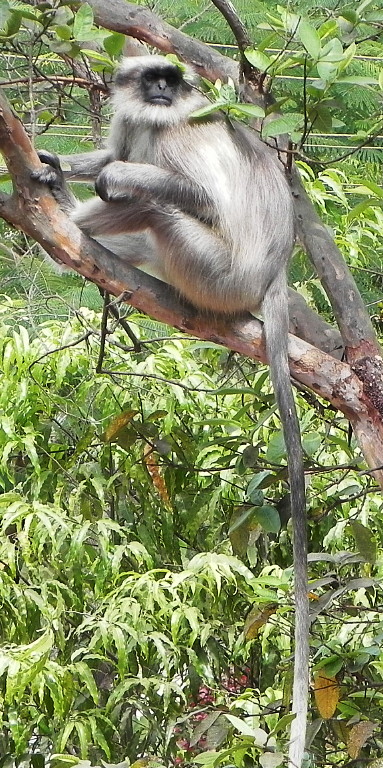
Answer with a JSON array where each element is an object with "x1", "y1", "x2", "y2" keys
[{"x1": 262, "y1": 276, "x2": 309, "y2": 768}]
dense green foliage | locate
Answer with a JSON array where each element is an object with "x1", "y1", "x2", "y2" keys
[
  {"x1": 0, "y1": 305, "x2": 382, "y2": 767},
  {"x1": 0, "y1": 0, "x2": 382, "y2": 766}
]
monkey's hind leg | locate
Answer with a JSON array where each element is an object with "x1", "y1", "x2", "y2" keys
[
  {"x1": 72, "y1": 197, "x2": 164, "y2": 278},
  {"x1": 75, "y1": 199, "x2": 235, "y2": 310}
]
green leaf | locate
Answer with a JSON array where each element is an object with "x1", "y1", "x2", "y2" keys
[
  {"x1": 337, "y1": 76, "x2": 379, "y2": 85},
  {"x1": 357, "y1": 0, "x2": 374, "y2": 14},
  {"x1": 348, "y1": 199, "x2": 383, "y2": 221},
  {"x1": 80, "y1": 48, "x2": 113, "y2": 67},
  {"x1": 112, "y1": 625, "x2": 128, "y2": 677},
  {"x1": 265, "y1": 430, "x2": 286, "y2": 462},
  {"x1": 262, "y1": 113, "x2": 303, "y2": 138},
  {"x1": 341, "y1": 10, "x2": 359, "y2": 24},
  {"x1": 310, "y1": 106, "x2": 333, "y2": 133},
  {"x1": 224, "y1": 713, "x2": 268, "y2": 743},
  {"x1": 338, "y1": 41, "x2": 356, "y2": 72},
  {"x1": 74, "y1": 662, "x2": 98, "y2": 704},
  {"x1": 74, "y1": 720, "x2": 90, "y2": 757},
  {"x1": 302, "y1": 431, "x2": 321, "y2": 456},
  {"x1": 228, "y1": 507, "x2": 257, "y2": 534},
  {"x1": 190, "y1": 710, "x2": 222, "y2": 748},
  {"x1": 321, "y1": 38, "x2": 344, "y2": 61},
  {"x1": 193, "y1": 752, "x2": 221, "y2": 767},
  {"x1": 57, "y1": 721, "x2": 76, "y2": 753},
  {"x1": 352, "y1": 180, "x2": 383, "y2": 198},
  {"x1": 247, "y1": 471, "x2": 274, "y2": 496},
  {"x1": 233, "y1": 103, "x2": 265, "y2": 118},
  {"x1": 252, "y1": 505, "x2": 281, "y2": 533},
  {"x1": 55, "y1": 25, "x2": 72, "y2": 40},
  {"x1": 318, "y1": 20, "x2": 338, "y2": 39},
  {"x1": 0, "y1": 1, "x2": 11, "y2": 31},
  {"x1": 244, "y1": 47, "x2": 272, "y2": 71},
  {"x1": 49, "y1": 39, "x2": 78, "y2": 54},
  {"x1": 317, "y1": 60, "x2": 338, "y2": 81},
  {"x1": 299, "y1": 20, "x2": 321, "y2": 59},
  {"x1": 349, "y1": 521, "x2": 376, "y2": 564},
  {"x1": 249, "y1": 489, "x2": 264, "y2": 506},
  {"x1": 72, "y1": 3, "x2": 93, "y2": 40},
  {"x1": 103, "y1": 31, "x2": 125, "y2": 58},
  {"x1": 191, "y1": 101, "x2": 228, "y2": 119}
]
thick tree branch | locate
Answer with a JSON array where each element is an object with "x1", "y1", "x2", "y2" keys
[
  {"x1": 291, "y1": 170, "x2": 379, "y2": 357},
  {"x1": 82, "y1": 0, "x2": 238, "y2": 82},
  {"x1": 70, "y1": 1, "x2": 382, "y2": 362},
  {"x1": 1, "y1": 90, "x2": 383, "y2": 487}
]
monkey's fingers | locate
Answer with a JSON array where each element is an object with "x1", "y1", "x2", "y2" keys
[
  {"x1": 31, "y1": 150, "x2": 66, "y2": 192},
  {"x1": 31, "y1": 165, "x2": 62, "y2": 189},
  {"x1": 36, "y1": 150, "x2": 62, "y2": 171}
]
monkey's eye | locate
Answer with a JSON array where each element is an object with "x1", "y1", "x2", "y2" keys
[
  {"x1": 142, "y1": 72, "x2": 156, "y2": 84},
  {"x1": 165, "y1": 73, "x2": 179, "y2": 87}
]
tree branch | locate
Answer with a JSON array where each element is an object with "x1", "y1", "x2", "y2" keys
[
  {"x1": 1, "y1": 88, "x2": 383, "y2": 488},
  {"x1": 81, "y1": 0, "x2": 238, "y2": 82}
]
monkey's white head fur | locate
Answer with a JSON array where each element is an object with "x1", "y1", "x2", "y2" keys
[{"x1": 111, "y1": 55, "x2": 207, "y2": 127}]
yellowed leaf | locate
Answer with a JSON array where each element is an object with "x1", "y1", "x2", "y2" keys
[
  {"x1": 313, "y1": 669, "x2": 340, "y2": 719},
  {"x1": 244, "y1": 604, "x2": 277, "y2": 639},
  {"x1": 347, "y1": 721, "x2": 375, "y2": 759},
  {"x1": 103, "y1": 410, "x2": 138, "y2": 441},
  {"x1": 144, "y1": 444, "x2": 170, "y2": 507}
]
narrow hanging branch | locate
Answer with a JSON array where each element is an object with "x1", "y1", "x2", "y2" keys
[{"x1": 210, "y1": 0, "x2": 262, "y2": 86}]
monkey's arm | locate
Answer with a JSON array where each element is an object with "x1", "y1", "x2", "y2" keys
[
  {"x1": 96, "y1": 161, "x2": 214, "y2": 219},
  {"x1": 59, "y1": 149, "x2": 113, "y2": 181}
]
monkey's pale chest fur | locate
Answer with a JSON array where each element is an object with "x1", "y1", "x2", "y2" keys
[{"x1": 123, "y1": 125, "x2": 157, "y2": 164}]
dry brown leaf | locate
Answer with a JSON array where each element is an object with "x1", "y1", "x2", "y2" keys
[
  {"x1": 144, "y1": 444, "x2": 170, "y2": 507},
  {"x1": 313, "y1": 669, "x2": 340, "y2": 719},
  {"x1": 347, "y1": 721, "x2": 375, "y2": 759}
]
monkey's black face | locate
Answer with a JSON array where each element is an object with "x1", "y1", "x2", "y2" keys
[{"x1": 140, "y1": 66, "x2": 184, "y2": 106}]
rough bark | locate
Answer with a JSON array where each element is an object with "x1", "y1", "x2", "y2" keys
[
  {"x1": 68, "y1": 0, "x2": 383, "y2": 411},
  {"x1": 1, "y1": 91, "x2": 383, "y2": 488}
]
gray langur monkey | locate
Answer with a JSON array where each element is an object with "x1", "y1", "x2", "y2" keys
[{"x1": 33, "y1": 55, "x2": 308, "y2": 767}]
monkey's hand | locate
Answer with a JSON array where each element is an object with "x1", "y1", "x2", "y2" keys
[
  {"x1": 31, "y1": 150, "x2": 76, "y2": 212},
  {"x1": 96, "y1": 161, "x2": 136, "y2": 202},
  {"x1": 95, "y1": 161, "x2": 152, "y2": 203},
  {"x1": 96, "y1": 161, "x2": 209, "y2": 218},
  {"x1": 31, "y1": 151, "x2": 65, "y2": 194}
]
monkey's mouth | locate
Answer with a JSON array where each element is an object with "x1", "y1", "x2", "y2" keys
[{"x1": 150, "y1": 96, "x2": 172, "y2": 106}]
